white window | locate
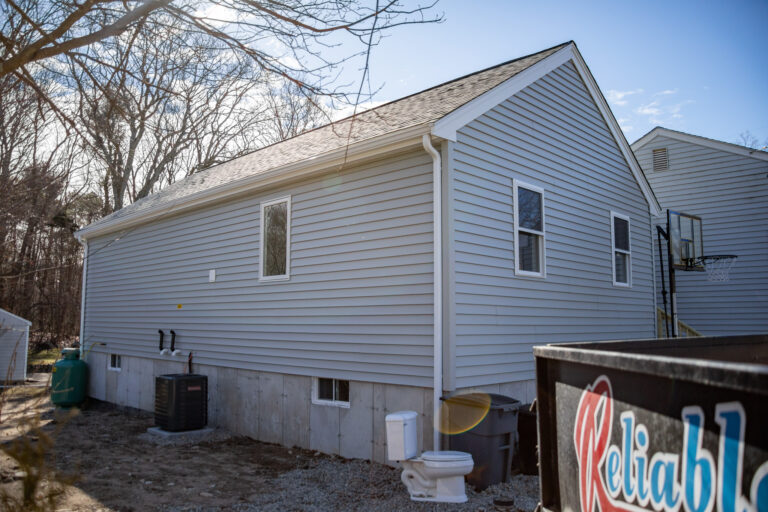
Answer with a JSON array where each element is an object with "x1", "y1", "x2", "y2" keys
[
  {"x1": 611, "y1": 212, "x2": 631, "y2": 287},
  {"x1": 312, "y1": 377, "x2": 350, "y2": 408},
  {"x1": 108, "y1": 354, "x2": 122, "y2": 371},
  {"x1": 259, "y1": 196, "x2": 291, "y2": 281},
  {"x1": 513, "y1": 180, "x2": 545, "y2": 277}
]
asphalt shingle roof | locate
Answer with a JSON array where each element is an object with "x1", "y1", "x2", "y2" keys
[{"x1": 89, "y1": 42, "x2": 568, "y2": 229}]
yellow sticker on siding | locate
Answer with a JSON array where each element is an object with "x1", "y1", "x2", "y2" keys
[{"x1": 177, "y1": 304, "x2": 183, "y2": 309}]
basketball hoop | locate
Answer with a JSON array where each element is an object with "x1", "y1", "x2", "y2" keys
[{"x1": 698, "y1": 255, "x2": 737, "y2": 282}]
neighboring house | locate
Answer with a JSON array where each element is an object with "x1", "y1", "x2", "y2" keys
[
  {"x1": 76, "y1": 41, "x2": 660, "y2": 463},
  {"x1": 0, "y1": 307, "x2": 30, "y2": 382},
  {"x1": 632, "y1": 127, "x2": 768, "y2": 336}
]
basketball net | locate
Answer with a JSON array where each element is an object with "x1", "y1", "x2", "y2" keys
[{"x1": 699, "y1": 255, "x2": 737, "y2": 282}]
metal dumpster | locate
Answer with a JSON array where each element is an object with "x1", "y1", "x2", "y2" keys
[{"x1": 533, "y1": 334, "x2": 768, "y2": 512}]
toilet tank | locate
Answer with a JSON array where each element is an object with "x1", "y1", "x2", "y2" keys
[{"x1": 385, "y1": 410, "x2": 419, "y2": 461}]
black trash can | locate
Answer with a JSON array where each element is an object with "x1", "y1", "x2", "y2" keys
[
  {"x1": 446, "y1": 393, "x2": 522, "y2": 490},
  {"x1": 516, "y1": 405, "x2": 538, "y2": 475}
]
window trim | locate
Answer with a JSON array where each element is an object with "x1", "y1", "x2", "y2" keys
[
  {"x1": 108, "y1": 353, "x2": 122, "y2": 372},
  {"x1": 513, "y1": 180, "x2": 546, "y2": 278},
  {"x1": 610, "y1": 211, "x2": 632, "y2": 287},
  {"x1": 311, "y1": 377, "x2": 351, "y2": 408},
  {"x1": 259, "y1": 195, "x2": 291, "y2": 282}
]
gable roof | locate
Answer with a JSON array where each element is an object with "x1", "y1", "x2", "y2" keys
[
  {"x1": 77, "y1": 41, "x2": 659, "y2": 239},
  {"x1": 632, "y1": 127, "x2": 768, "y2": 162},
  {"x1": 0, "y1": 307, "x2": 32, "y2": 327}
]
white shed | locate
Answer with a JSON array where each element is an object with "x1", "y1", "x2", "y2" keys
[{"x1": 0, "y1": 308, "x2": 31, "y2": 382}]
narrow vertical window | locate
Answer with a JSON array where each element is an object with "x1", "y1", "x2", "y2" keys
[
  {"x1": 514, "y1": 180, "x2": 545, "y2": 277},
  {"x1": 611, "y1": 212, "x2": 631, "y2": 286},
  {"x1": 260, "y1": 196, "x2": 291, "y2": 280}
]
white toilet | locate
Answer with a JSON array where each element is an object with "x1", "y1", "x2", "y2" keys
[{"x1": 385, "y1": 410, "x2": 474, "y2": 503}]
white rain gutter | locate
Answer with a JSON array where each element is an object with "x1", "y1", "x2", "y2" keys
[
  {"x1": 422, "y1": 134, "x2": 442, "y2": 451},
  {"x1": 77, "y1": 237, "x2": 88, "y2": 361}
]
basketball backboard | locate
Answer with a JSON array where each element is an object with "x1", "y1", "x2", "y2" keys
[{"x1": 667, "y1": 210, "x2": 704, "y2": 270}]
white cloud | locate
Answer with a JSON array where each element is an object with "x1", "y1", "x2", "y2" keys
[
  {"x1": 606, "y1": 88, "x2": 644, "y2": 106},
  {"x1": 669, "y1": 100, "x2": 694, "y2": 119},
  {"x1": 636, "y1": 101, "x2": 662, "y2": 117},
  {"x1": 655, "y1": 89, "x2": 679, "y2": 96}
]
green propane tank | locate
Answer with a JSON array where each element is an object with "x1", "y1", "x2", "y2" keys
[{"x1": 51, "y1": 348, "x2": 88, "y2": 408}]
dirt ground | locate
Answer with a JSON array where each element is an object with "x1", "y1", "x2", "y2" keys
[{"x1": 0, "y1": 375, "x2": 539, "y2": 511}]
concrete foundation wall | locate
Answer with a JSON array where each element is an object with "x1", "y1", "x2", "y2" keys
[{"x1": 87, "y1": 353, "x2": 433, "y2": 464}]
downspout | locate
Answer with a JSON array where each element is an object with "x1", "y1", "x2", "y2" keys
[
  {"x1": 422, "y1": 134, "x2": 442, "y2": 451},
  {"x1": 77, "y1": 237, "x2": 89, "y2": 361},
  {"x1": 649, "y1": 213, "x2": 658, "y2": 336}
]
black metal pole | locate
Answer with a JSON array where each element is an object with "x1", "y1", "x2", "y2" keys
[
  {"x1": 666, "y1": 210, "x2": 678, "y2": 337},
  {"x1": 656, "y1": 226, "x2": 670, "y2": 338}
]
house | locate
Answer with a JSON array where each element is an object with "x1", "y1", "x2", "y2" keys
[
  {"x1": 75, "y1": 41, "x2": 660, "y2": 463},
  {"x1": 632, "y1": 127, "x2": 768, "y2": 336},
  {"x1": 0, "y1": 307, "x2": 30, "y2": 382}
]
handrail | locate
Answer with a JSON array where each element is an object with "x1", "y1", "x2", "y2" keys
[{"x1": 656, "y1": 307, "x2": 702, "y2": 338}]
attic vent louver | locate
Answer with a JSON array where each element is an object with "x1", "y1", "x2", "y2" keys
[{"x1": 652, "y1": 148, "x2": 669, "y2": 172}]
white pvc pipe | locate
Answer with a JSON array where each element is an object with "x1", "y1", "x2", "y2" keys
[
  {"x1": 422, "y1": 134, "x2": 442, "y2": 452},
  {"x1": 78, "y1": 238, "x2": 89, "y2": 361}
]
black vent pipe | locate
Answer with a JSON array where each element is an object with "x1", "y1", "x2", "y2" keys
[
  {"x1": 170, "y1": 330, "x2": 176, "y2": 352},
  {"x1": 158, "y1": 329, "x2": 165, "y2": 351}
]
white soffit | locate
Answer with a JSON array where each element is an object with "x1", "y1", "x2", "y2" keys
[
  {"x1": 433, "y1": 43, "x2": 662, "y2": 217},
  {"x1": 632, "y1": 127, "x2": 768, "y2": 163}
]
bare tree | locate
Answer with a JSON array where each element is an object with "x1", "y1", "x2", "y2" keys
[
  {"x1": 1, "y1": 0, "x2": 440, "y2": 106},
  {"x1": 68, "y1": 18, "x2": 273, "y2": 213},
  {"x1": 260, "y1": 81, "x2": 328, "y2": 145},
  {"x1": 739, "y1": 130, "x2": 768, "y2": 151}
]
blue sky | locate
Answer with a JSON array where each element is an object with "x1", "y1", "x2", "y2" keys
[{"x1": 344, "y1": 0, "x2": 768, "y2": 146}]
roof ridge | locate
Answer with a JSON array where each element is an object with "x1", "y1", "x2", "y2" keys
[{"x1": 659, "y1": 126, "x2": 768, "y2": 154}]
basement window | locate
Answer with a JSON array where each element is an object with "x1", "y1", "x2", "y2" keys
[
  {"x1": 108, "y1": 354, "x2": 122, "y2": 371},
  {"x1": 313, "y1": 378, "x2": 350, "y2": 407},
  {"x1": 652, "y1": 148, "x2": 669, "y2": 172},
  {"x1": 514, "y1": 180, "x2": 546, "y2": 278},
  {"x1": 611, "y1": 212, "x2": 632, "y2": 287},
  {"x1": 259, "y1": 196, "x2": 291, "y2": 281}
]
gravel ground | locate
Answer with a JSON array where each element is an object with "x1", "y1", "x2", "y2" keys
[{"x1": 0, "y1": 379, "x2": 539, "y2": 511}]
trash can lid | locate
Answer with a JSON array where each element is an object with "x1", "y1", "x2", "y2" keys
[
  {"x1": 385, "y1": 411, "x2": 418, "y2": 423},
  {"x1": 444, "y1": 393, "x2": 522, "y2": 411},
  {"x1": 422, "y1": 450, "x2": 473, "y2": 462}
]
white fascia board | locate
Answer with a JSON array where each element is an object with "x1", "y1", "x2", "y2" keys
[
  {"x1": 432, "y1": 44, "x2": 575, "y2": 142},
  {"x1": 630, "y1": 127, "x2": 662, "y2": 151},
  {"x1": 568, "y1": 46, "x2": 662, "y2": 217},
  {"x1": 0, "y1": 308, "x2": 32, "y2": 326},
  {"x1": 632, "y1": 127, "x2": 768, "y2": 162},
  {"x1": 76, "y1": 123, "x2": 432, "y2": 240}
]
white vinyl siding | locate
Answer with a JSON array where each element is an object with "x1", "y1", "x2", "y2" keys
[
  {"x1": 513, "y1": 181, "x2": 545, "y2": 277},
  {"x1": 636, "y1": 135, "x2": 768, "y2": 336},
  {"x1": 0, "y1": 309, "x2": 30, "y2": 382},
  {"x1": 449, "y1": 61, "x2": 655, "y2": 388},
  {"x1": 83, "y1": 151, "x2": 435, "y2": 387},
  {"x1": 611, "y1": 212, "x2": 631, "y2": 287}
]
